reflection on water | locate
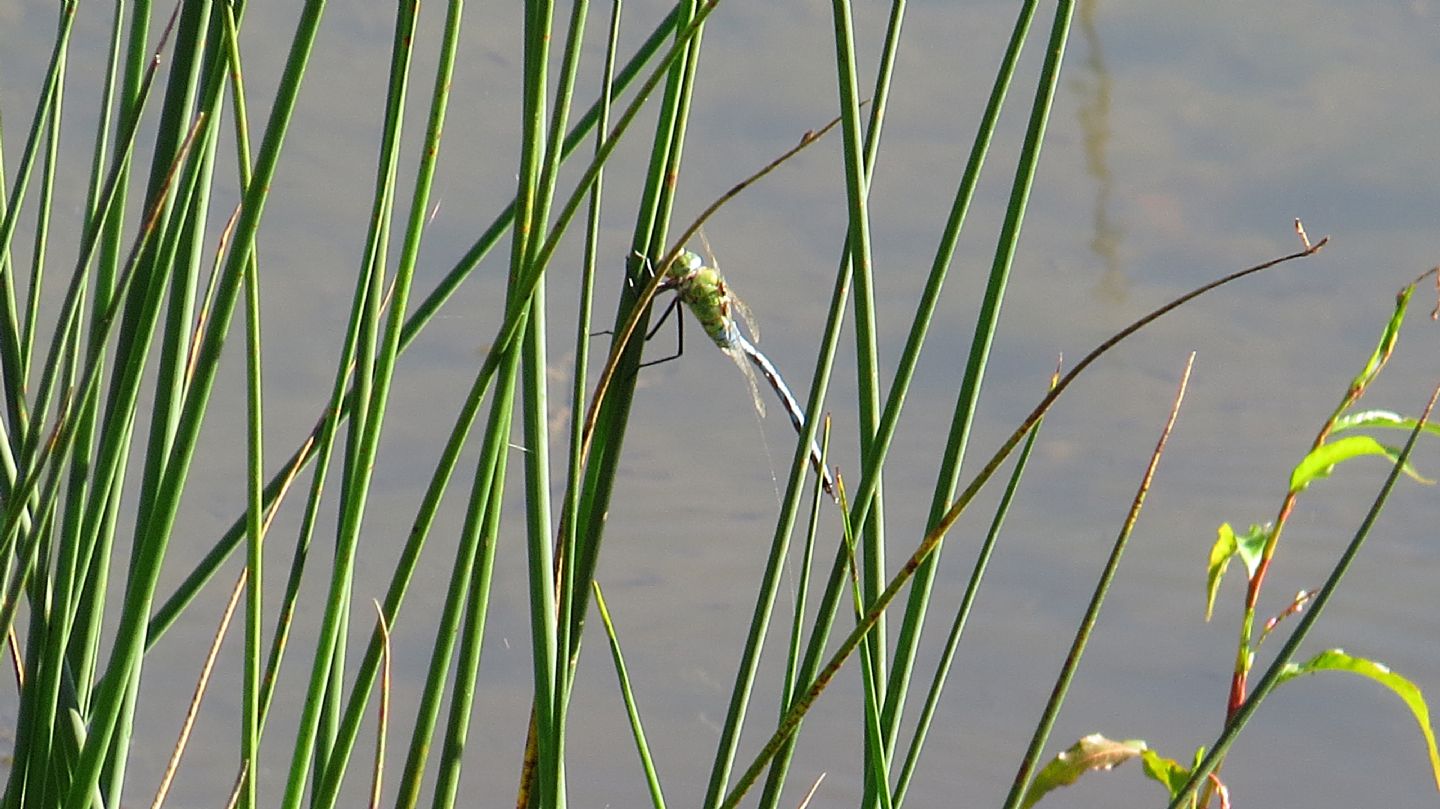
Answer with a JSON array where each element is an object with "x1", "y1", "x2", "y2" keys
[
  {"x1": 1075, "y1": 0, "x2": 1127, "y2": 304},
  {"x1": 4, "y1": 2, "x2": 1440, "y2": 808}
]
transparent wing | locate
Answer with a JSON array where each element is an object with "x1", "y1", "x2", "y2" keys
[
  {"x1": 737, "y1": 338, "x2": 804, "y2": 433},
  {"x1": 721, "y1": 344, "x2": 766, "y2": 419},
  {"x1": 728, "y1": 291, "x2": 761, "y2": 344},
  {"x1": 735, "y1": 335, "x2": 838, "y2": 501},
  {"x1": 699, "y1": 228, "x2": 761, "y2": 343}
]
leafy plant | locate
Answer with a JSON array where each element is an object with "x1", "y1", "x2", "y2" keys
[
  {"x1": 1024, "y1": 272, "x2": 1440, "y2": 808},
  {"x1": 0, "y1": 2, "x2": 1435, "y2": 809}
]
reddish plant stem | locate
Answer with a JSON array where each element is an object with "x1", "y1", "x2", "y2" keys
[{"x1": 1227, "y1": 312, "x2": 1401, "y2": 718}]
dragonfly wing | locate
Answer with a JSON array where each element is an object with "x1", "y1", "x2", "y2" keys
[
  {"x1": 722, "y1": 344, "x2": 767, "y2": 419},
  {"x1": 737, "y1": 338, "x2": 804, "y2": 434},
  {"x1": 736, "y1": 336, "x2": 838, "y2": 502},
  {"x1": 729, "y1": 292, "x2": 760, "y2": 343}
]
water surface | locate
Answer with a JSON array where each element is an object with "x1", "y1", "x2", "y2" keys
[{"x1": 3, "y1": 1, "x2": 1439, "y2": 806}]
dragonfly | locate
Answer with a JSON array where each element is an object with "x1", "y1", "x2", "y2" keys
[{"x1": 642, "y1": 246, "x2": 838, "y2": 502}]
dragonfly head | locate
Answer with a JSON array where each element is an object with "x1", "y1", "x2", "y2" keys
[{"x1": 665, "y1": 249, "x2": 705, "y2": 282}]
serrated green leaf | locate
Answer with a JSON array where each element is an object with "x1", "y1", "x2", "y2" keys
[
  {"x1": 1140, "y1": 749, "x2": 1189, "y2": 797},
  {"x1": 1276, "y1": 649, "x2": 1440, "y2": 791},
  {"x1": 1290, "y1": 435, "x2": 1433, "y2": 494},
  {"x1": 1022, "y1": 734, "x2": 1147, "y2": 809}
]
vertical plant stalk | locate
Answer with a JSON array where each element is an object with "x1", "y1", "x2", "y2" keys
[
  {"x1": 1002, "y1": 353, "x2": 1193, "y2": 809},
  {"x1": 301, "y1": 10, "x2": 719, "y2": 809},
  {"x1": 523, "y1": 0, "x2": 612, "y2": 804},
  {"x1": 556, "y1": 0, "x2": 624, "y2": 737},
  {"x1": 512, "y1": 1, "x2": 560, "y2": 806},
  {"x1": 890, "y1": 366, "x2": 1052, "y2": 808},
  {"x1": 1171, "y1": 381, "x2": 1440, "y2": 808},
  {"x1": 1227, "y1": 277, "x2": 1412, "y2": 718},
  {"x1": 22, "y1": 31, "x2": 68, "y2": 385},
  {"x1": 593, "y1": 582, "x2": 669, "y2": 809},
  {"x1": 877, "y1": 0, "x2": 1043, "y2": 775},
  {"x1": 825, "y1": 18, "x2": 888, "y2": 797},
  {"x1": 0, "y1": 0, "x2": 79, "y2": 441},
  {"x1": 367, "y1": 604, "x2": 392, "y2": 809},
  {"x1": 717, "y1": 237, "x2": 1326, "y2": 809},
  {"x1": 214, "y1": 10, "x2": 265, "y2": 807},
  {"x1": 758, "y1": 9, "x2": 903, "y2": 803},
  {"x1": 146, "y1": 7, "x2": 686, "y2": 644}
]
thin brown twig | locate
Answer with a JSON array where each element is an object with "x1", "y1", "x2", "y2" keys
[
  {"x1": 1230, "y1": 241, "x2": 1413, "y2": 716},
  {"x1": 188, "y1": 202, "x2": 243, "y2": 385},
  {"x1": 1259, "y1": 589, "x2": 1314, "y2": 644},
  {"x1": 149, "y1": 565, "x2": 245, "y2": 809},
  {"x1": 1007, "y1": 351, "x2": 1192, "y2": 808},
  {"x1": 252, "y1": 433, "x2": 315, "y2": 705},
  {"x1": 794, "y1": 772, "x2": 827, "y2": 809},
  {"x1": 718, "y1": 229, "x2": 1327, "y2": 809},
  {"x1": 521, "y1": 112, "x2": 854, "y2": 804},
  {"x1": 6, "y1": 625, "x2": 21, "y2": 689},
  {"x1": 368, "y1": 600, "x2": 392, "y2": 809},
  {"x1": 1404, "y1": 264, "x2": 1440, "y2": 319},
  {"x1": 222, "y1": 760, "x2": 246, "y2": 809},
  {"x1": 579, "y1": 108, "x2": 854, "y2": 467},
  {"x1": 157, "y1": 433, "x2": 311, "y2": 809},
  {"x1": 0, "y1": 107, "x2": 210, "y2": 646}
]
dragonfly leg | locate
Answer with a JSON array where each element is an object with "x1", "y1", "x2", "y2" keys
[
  {"x1": 594, "y1": 292, "x2": 681, "y2": 337},
  {"x1": 631, "y1": 249, "x2": 655, "y2": 275},
  {"x1": 638, "y1": 295, "x2": 684, "y2": 369},
  {"x1": 644, "y1": 295, "x2": 680, "y2": 341},
  {"x1": 592, "y1": 254, "x2": 664, "y2": 337},
  {"x1": 626, "y1": 250, "x2": 664, "y2": 289}
]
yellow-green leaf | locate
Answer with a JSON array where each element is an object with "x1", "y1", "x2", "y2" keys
[
  {"x1": 1139, "y1": 749, "x2": 1189, "y2": 798},
  {"x1": 1276, "y1": 649, "x2": 1440, "y2": 791},
  {"x1": 1351, "y1": 285, "x2": 1411, "y2": 391},
  {"x1": 1205, "y1": 523, "x2": 1268, "y2": 620},
  {"x1": 1333, "y1": 409, "x2": 1409, "y2": 432},
  {"x1": 1206, "y1": 525, "x2": 1236, "y2": 621},
  {"x1": 1023, "y1": 734, "x2": 1146, "y2": 809},
  {"x1": 1290, "y1": 435, "x2": 1433, "y2": 494}
]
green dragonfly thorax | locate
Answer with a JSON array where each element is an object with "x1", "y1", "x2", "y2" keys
[
  {"x1": 666, "y1": 249, "x2": 740, "y2": 347},
  {"x1": 653, "y1": 247, "x2": 837, "y2": 500}
]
